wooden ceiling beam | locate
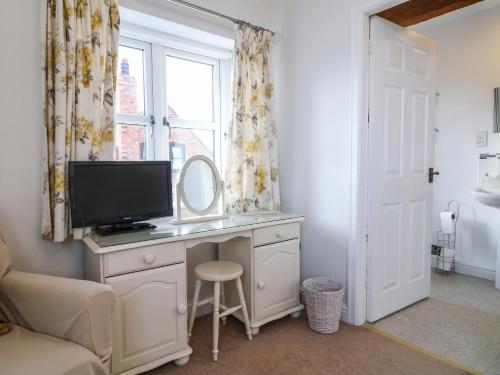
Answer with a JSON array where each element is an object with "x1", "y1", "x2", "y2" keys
[{"x1": 376, "y1": 0, "x2": 483, "y2": 27}]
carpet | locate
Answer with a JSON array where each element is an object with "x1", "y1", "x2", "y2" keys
[
  {"x1": 374, "y1": 273, "x2": 500, "y2": 375},
  {"x1": 145, "y1": 314, "x2": 471, "y2": 375}
]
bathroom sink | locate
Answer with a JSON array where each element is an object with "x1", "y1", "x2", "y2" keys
[
  {"x1": 471, "y1": 186, "x2": 500, "y2": 290},
  {"x1": 471, "y1": 187, "x2": 500, "y2": 209}
]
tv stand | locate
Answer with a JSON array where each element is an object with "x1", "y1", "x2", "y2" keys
[{"x1": 95, "y1": 222, "x2": 157, "y2": 236}]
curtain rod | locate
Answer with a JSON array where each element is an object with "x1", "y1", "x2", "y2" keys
[{"x1": 166, "y1": 0, "x2": 275, "y2": 36}]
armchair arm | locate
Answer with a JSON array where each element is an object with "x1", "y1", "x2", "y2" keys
[{"x1": 0, "y1": 270, "x2": 115, "y2": 362}]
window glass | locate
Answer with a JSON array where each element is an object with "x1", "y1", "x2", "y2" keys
[
  {"x1": 169, "y1": 128, "x2": 214, "y2": 186},
  {"x1": 166, "y1": 56, "x2": 214, "y2": 121},
  {"x1": 115, "y1": 124, "x2": 147, "y2": 161},
  {"x1": 117, "y1": 45, "x2": 146, "y2": 116}
]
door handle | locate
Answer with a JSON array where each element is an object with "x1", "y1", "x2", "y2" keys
[
  {"x1": 163, "y1": 116, "x2": 171, "y2": 138},
  {"x1": 429, "y1": 168, "x2": 440, "y2": 183}
]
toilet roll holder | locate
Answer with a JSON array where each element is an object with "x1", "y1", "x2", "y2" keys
[{"x1": 434, "y1": 200, "x2": 459, "y2": 274}]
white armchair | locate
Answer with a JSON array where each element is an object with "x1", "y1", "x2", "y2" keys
[{"x1": 0, "y1": 231, "x2": 115, "y2": 375}]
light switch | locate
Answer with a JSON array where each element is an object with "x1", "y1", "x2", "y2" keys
[{"x1": 476, "y1": 131, "x2": 488, "y2": 148}]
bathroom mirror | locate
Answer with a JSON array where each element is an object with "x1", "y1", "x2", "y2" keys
[
  {"x1": 174, "y1": 155, "x2": 227, "y2": 224},
  {"x1": 494, "y1": 87, "x2": 500, "y2": 133}
]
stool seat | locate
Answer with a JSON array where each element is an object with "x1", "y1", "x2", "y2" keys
[{"x1": 195, "y1": 261, "x2": 243, "y2": 282}]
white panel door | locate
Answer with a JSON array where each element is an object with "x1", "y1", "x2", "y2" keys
[
  {"x1": 367, "y1": 16, "x2": 436, "y2": 322},
  {"x1": 107, "y1": 264, "x2": 187, "y2": 374}
]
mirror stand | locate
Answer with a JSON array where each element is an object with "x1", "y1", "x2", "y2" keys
[{"x1": 171, "y1": 155, "x2": 228, "y2": 225}]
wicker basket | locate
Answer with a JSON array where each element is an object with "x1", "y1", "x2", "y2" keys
[{"x1": 302, "y1": 277, "x2": 344, "y2": 334}]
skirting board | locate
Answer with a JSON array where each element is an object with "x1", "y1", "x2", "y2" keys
[
  {"x1": 432, "y1": 256, "x2": 495, "y2": 281},
  {"x1": 455, "y1": 259, "x2": 495, "y2": 281}
]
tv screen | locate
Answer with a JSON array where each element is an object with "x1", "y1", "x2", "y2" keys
[{"x1": 69, "y1": 161, "x2": 173, "y2": 228}]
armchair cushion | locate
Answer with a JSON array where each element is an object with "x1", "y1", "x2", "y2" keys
[
  {"x1": 0, "y1": 324, "x2": 107, "y2": 375},
  {"x1": 0, "y1": 271, "x2": 115, "y2": 362}
]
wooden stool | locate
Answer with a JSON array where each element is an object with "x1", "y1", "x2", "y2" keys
[{"x1": 188, "y1": 261, "x2": 252, "y2": 361}]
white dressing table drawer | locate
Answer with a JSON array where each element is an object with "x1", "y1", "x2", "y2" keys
[
  {"x1": 104, "y1": 242, "x2": 184, "y2": 277},
  {"x1": 253, "y1": 223, "x2": 300, "y2": 247}
]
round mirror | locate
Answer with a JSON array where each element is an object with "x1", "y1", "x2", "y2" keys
[{"x1": 178, "y1": 155, "x2": 222, "y2": 217}]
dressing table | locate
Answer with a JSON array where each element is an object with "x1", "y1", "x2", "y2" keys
[{"x1": 83, "y1": 213, "x2": 304, "y2": 375}]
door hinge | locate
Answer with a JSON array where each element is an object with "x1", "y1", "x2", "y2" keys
[
  {"x1": 368, "y1": 41, "x2": 372, "y2": 56},
  {"x1": 150, "y1": 115, "x2": 156, "y2": 127},
  {"x1": 365, "y1": 234, "x2": 369, "y2": 243}
]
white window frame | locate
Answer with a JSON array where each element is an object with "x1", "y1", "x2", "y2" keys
[
  {"x1": 117, "y1": 25, "x2": 232, "y2": 173},
  {"x1": 163, "y1": 48, "x2": 221, "y2": 164},
  {"x1": 116, "y1": 37, "x2": 155, "y2": 160}
]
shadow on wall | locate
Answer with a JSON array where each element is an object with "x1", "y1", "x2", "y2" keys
[
  {"x1": 0, "y1": 208, "x2": 85, "y2": 279},
  {"x1": 459, "y1": 219, "x2": 495, "y2": 257},
  {"x1": 456, "y1": 203, "x2": 496, "y2": 262},
  {"x1": 300, "y1": 220, "x2": 347, "y2": 279}
]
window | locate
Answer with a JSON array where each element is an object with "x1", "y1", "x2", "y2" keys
[
  {"x1": 115, "y1": 33, "x2": 231, "y2": 188},
  {"x1": 164, "y1": 49, "x2": 222, "y2": 189},
  {"x1": 115, "y1": 28, "x2": 231, "y2": 219},
  {"x1": 115, "y1": 38, "x2": 153, "y2": 161}
]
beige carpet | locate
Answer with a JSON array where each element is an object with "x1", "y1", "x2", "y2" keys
[
  {"x1": 374, "y1": 273, "x2": 500, "y2": 375},
  {"x1": 146, "y1": 314, "x2": 471, "y2": 375}
]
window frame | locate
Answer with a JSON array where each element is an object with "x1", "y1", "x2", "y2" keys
[
  {"x1": 117, "y1": 25, "x2": 232, "y2": 173},
  {"x1": 116, "y1": 37, "x2": 155, "y2": 161},
  {"x1": 163, "y1": 47, "x2": 221, "y2": 166}
]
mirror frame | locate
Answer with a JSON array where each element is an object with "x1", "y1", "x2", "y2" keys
[{"x1": 174, "y1": 155, "x2": 226, "y2": 224}]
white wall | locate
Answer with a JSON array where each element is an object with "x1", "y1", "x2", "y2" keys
[
  {"x1": 277, "y1": 0, "x2": 354, "y2": 287},
  {"x1": 417, "y1": 7, "x2": 500, "y2": 277},
  {"x1": 0, "y1": 0, "x2": 282, "y2": 279},
  {"x1": 0, "y1": 0, "x2": 85, "y2": 278}
]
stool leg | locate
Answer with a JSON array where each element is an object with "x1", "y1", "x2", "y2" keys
[
  {"x1": 213, "y1": 281, "x2": 220, "y2": 361},
  {"x1": 220, "y1": 281, "x2": 227, "y2": 325},
  {"x1": 188, "y1": 278, "x2": 202, "y2": 342},
  {"x1": 236, "y1": 277, "x2": 252, "y2": 341}
]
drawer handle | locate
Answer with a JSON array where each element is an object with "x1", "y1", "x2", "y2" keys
[
  {"x1": 257, "y1": 280, "x2": 266, "y2": 289},
  {"x1": 276, "y1": 231, "x2": 285, "y2": 239},
  {"x1": 177, "y1": 304, "x2": 187, "y2": 315},
  {"x1": 143, "y1": 254, "x2": 156, "y2": 265}
]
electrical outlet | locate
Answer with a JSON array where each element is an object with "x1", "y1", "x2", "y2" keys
[{"x1": 476, "y1": 131, "x2": 488, "y2": 148}]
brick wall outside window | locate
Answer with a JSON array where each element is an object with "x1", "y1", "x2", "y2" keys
[{"x1": 116, "y1": 57, "x2": 215, "y2": 164}]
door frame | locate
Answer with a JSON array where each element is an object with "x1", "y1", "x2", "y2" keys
[{"x1": 347, "y1": 0, "x2": 407, "y2": 326}]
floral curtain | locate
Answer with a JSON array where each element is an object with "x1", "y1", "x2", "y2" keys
[
  {"x1": 41, "y1": 0, "x2": 120, "y2": 242},
  {"x1": 225, "y1": 23, "x2": 280, "y2": 214}
]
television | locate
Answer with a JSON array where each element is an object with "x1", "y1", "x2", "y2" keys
[{"x1": 69, "y1": 161, "x2": 173, "y2": 233}]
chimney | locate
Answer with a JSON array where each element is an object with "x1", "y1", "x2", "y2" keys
[{"x1": 121, "y1": 58, "x2": 129, "y2": 76}]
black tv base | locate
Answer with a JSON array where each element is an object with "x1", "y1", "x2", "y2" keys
[{"x1": 95, "y1": 223, "x2": 157, "y2": 236}]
